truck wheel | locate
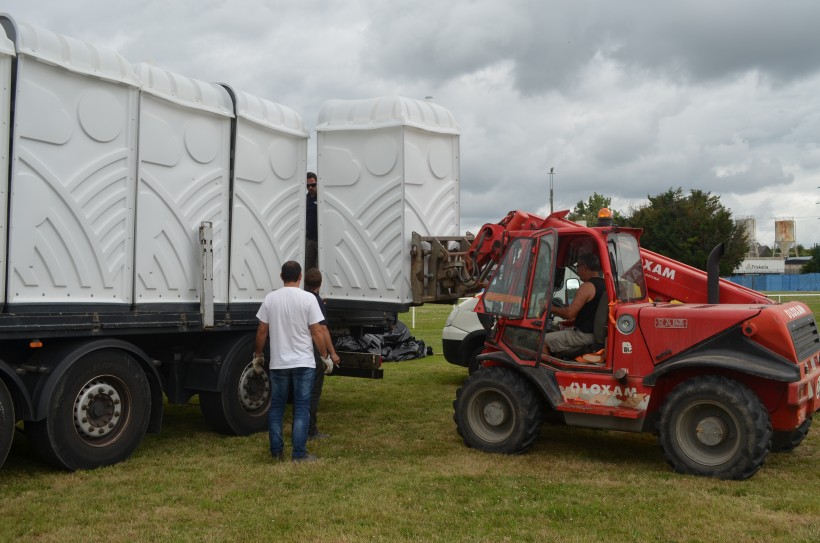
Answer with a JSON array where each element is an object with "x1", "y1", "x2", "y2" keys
[
  {"x1": 0, "y1": 379, "x2": 14, "y2": 469},
  {"x1": 453, "y1": 366, "x2": 543, "y2": 454},
  {"x1": 28, "y1": 351, "x2": 151, "y2": 470},
  {"x1": 657, "y1": 375, "x2": 771, "y2": 480},
  {"x1": 200, "y1": 337, "x2": 270, "y2": 435},
  {"x1": 770, "y1": 415, "x2": 812, "y2": 453}
]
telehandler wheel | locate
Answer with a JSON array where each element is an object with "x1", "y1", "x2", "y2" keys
[
  {"x1": 28, "y1": 351, "x2": 151, "y2": 470},
  {"x1": 770, "y1": 415, "x2": 812, "y2": 453},
  {"x1": 657, "y1": 375, "x2": 771, "y2": 480},
  {"x1": 0, "y1": 379, "x2": 14, "y2": 469},
  {"x1": 453, "y1": 366, "x2": 543, "y2": 454},
  {"x1": 200, "y1": 335, "x2": 270, "y2": 435},
  {"x1": 467, "y1": 345, "x2": 484, "y2": 374}
]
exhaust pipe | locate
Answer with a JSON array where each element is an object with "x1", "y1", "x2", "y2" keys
[{"x1": 707, "y1": 243, "x2": 725, "y2": 304}]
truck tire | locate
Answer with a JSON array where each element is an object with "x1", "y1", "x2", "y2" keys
[
  {"x1": 770, "y1": 415, "x2": 812, "y2": 453},
  {"x1": 0, "y1": 379, "x2": 14, "y2": 469},
  {"x1": 453, "y1": 366, "x2": 543, "y2": 454},
  {"x1": 200, "y1": 336, "x2": 269, "y2": 435},
  {"x1": 657, "y1": 375, "x2": 771, "y2": 480},
  {"x1": 28, "y1": 350, "x2": 151, "y2": 470}
]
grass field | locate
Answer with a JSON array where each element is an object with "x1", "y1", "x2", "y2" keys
[{"x1": 1, "y1": 301, "x2": 819, "y2": 542}]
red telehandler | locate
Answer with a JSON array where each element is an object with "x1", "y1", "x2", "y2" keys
[{"x1": 412, "y1": 209, "x2": 820, "y2": 479}]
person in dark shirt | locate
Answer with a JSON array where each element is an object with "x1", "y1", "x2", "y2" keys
[
  {"x1": 304, "y1": 267, "x2": 339, "y2": 439},
  {"x1": 305, "y1": 172, "x2": 318, "y2": 271},
  {"x1": 544, "y1": 253, "x2": 605, "y2": 356}
]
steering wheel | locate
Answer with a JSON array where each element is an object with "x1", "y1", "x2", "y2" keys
[{"x1": 551, "y1": 297, "x2": 566, "y2": 309}]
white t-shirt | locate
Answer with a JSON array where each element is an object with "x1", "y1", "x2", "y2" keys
[{"x1": 256, "y1": 286, "x2": 324, "y2": 369}]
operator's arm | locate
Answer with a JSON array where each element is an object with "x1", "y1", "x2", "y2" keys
[
  {"x1": 552, "y1": 282, "x2": 595, "y2": 321},
  {"x1": 310, "y1": 323, "x2": 329, "y2": 358},
  {"x1": 321, "y1": 325, "x2": 341, "y2": 365},
  {"x1": 254, "y1": 322, "x2": 269, "y2": 356}
]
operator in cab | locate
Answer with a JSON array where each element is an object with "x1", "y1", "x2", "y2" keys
[{"x1": 544, "y1": 253, "x2": 605, "y2": 357}]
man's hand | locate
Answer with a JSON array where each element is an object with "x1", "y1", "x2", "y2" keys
[
  {"x1": 252, "y1": 355, "x2": 266, "y2": 375},
  {"x1": 321, "y1": 354, "x2": 334, "y2": 374}
]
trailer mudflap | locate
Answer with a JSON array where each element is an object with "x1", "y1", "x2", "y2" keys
[{"x1": 332, "y1": 351, "x2": 383, "y2": 379}]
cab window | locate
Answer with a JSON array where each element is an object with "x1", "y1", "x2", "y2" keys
[
  {"x1": 608, "y1": 232, "x2": 646, "y2": 302},
  {"x1": 526, "y1": 237, "x2": 554, "y2": 319},
  {"x1": 482, "y1": 238, "x2": 532, "y2": 319}
]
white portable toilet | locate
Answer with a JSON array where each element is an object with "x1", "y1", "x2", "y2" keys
[
  {"x1": 316, "y1": 96, "x2": 460, "y2": 307},
  {"x1": 225, "y1": 87, "x2": 308, "y2": 302},
  {"x1": 0, "y1": 22, "x2": 14, "y2": 305},
  {"x1": 1, "y1": 17, "x2": 140, "y2": 305},
  {"x1": 133, "y1": 64, "x2": 233, "y2": 305}
]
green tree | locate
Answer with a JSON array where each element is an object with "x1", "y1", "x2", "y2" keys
[
  {"x1": 624, "y1": 188, "x2": 748, "y2": 275},
  {"x1": 568, "y1": 192, "x2": 625, "y2": 225},
  {"x1": 795, "y1": 244, "x2": 812, "y2": 257},
  {"x1": 800, "y1": 245, "x2": 820, "y2": 274}
]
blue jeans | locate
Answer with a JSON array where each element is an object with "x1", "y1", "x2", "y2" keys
[{"x1": 268, "y1": 367, "x2": 314, "y2": 459}]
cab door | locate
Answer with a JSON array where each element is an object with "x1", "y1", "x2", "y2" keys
[{"x1": 477, "y1": 230, "x2": 557, "y2": 366}]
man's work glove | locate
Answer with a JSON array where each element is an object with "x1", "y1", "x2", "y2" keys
[
  {"x1": 252, "y1": 355, "x2": 266, "y2": 375},
  {"x1": 321, "y1": 354, "x2": 334, "y2": 375}
]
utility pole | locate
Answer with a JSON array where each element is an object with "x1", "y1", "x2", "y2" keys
[{"x1": 549, "y1": 167, "x2": 555, "y2": 213}]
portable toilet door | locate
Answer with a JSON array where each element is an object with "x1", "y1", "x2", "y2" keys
[
  {"x1": 316, "y1": 96, "x2": 460, "y2": 308},
  {"x1": 1, "y1": 17, "x2": 140, "y2": 306},
  {"x1": 133, "y1": 63, "x2": 233, "y2": 306},
  {"x1": 224, "y1": 86, "x2": 308, "y2": 304}
]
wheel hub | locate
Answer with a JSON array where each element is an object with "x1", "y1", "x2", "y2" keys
[
  {"x1": 696, "y1": 416, "x2": 728, "y2": 446},
  {"x1": 240, "y1": 366, "x2": 270, "y2": 411},
  {"x1": 74, "y1": 379, "x2": 122, "y2": 438},
  {"x1": 482, "y1": 400, "x2": 508, "y2": 426}
]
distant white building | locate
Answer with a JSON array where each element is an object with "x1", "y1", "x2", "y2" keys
[{"x1": 734, "y1": 258, "x2": 785, "y2": 275}]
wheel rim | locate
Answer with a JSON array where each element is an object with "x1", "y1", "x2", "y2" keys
[
  {"x1": 73, "y1": 375, "x2": 129, "y2": 445},
  {"x1": 239, "y1": 365, "x2": 270, "y2": 412},
  {"x1": 675, "y1": 400, "x2": 742, "y2": 467},
  {"x1": 467, "y1": 386, "x2": 516, "y2": 443}
]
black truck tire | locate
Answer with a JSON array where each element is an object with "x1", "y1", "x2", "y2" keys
[
  {"x1": 770, "y1": 415, "x2": 812, "y2": 453},
  {"x1": 657, "y1": 375, "x2": 771, "y2": 480},
  {"x1": 453, "y1": 366, "x2": 543, "y2": 454},
  {"x1": 0, "y1": 379, "x2": 14, "y2": 469},
  {"x1": 200, "y1": 335, "x2": 270, "y2": 435},
  {"x1": 28, "y1": 350, "x2": 151, "y2": 470}
]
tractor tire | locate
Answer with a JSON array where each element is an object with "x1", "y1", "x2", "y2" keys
[
  {"x1": 770, "y1": 415, "x2": 812, "y2": 453},
  {"x1": 0, "y1": 379, "x2": 14, "y2": 469},
  {"x1": 657, "y1": 375, "x2": 771, "y2": 480},
  {"x1": 453, "y1": 366, "x2": 544, "y2": 454},
  {"x1": 467, "y1": 345, "x2": 484, "y2": 374},
  {"x1": 200, "y1": 335, "x2": 270, "y2": 435},
  {"x1": 28, "y1": 350, "x2": 151, "y2": 470}
]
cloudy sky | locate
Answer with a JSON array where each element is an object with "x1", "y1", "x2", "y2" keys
[{"x1": 4, "y1": 0, "x2": 820, "y2": 248}]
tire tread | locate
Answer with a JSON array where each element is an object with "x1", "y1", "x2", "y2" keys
[
  {"x1": 657, "y1": 375, "x2": 771, "y2": 480},
  {"x1": 453, "y1": 366, "x2": 544, "y2": 454}
]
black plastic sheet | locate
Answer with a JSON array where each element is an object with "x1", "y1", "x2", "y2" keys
[{"x1": 334, "y1": 321, "x2": 431, "y2": 362}]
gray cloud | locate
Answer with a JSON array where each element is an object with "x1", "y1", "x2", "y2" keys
[
  {"x1": 6, "y1": 0, "x2": 820, "y2": 247},
  {"x1": 361, "y1": 1, "x2": 820, "y2": 94}
]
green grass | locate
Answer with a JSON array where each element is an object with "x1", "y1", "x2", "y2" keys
[{"x1": 1, "y1": 302, "x2": 819, "y2": 542}]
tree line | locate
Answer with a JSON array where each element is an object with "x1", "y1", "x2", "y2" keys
[{"x1": 567, "y1": 188, "x2": 748, "y2": 276}]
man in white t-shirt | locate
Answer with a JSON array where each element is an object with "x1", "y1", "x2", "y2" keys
[{"x1": 255, "y1": 261, "x2": 328, "y2": 462}]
